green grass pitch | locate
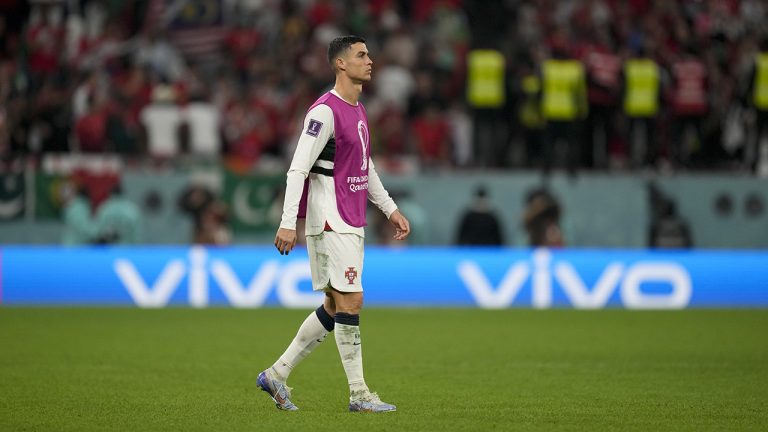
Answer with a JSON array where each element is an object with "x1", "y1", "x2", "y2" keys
[{"x1": 1, "y1": 308, "x2": 766, "y2": 431}]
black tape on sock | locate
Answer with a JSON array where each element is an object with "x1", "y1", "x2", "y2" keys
[
  {"x1": 334, "y1": 312, "x2": 360, "y2": 326},
  {"x1": 315, "y1": 305, "x2": 335, "y2": 332}
]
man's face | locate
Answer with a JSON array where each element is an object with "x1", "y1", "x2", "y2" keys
[{"x1": 339, "y1": 42, "x2": 373, "y2": 82}]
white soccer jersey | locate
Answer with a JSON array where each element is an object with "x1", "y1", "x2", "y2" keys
[{"x1": 280, "y1": 90, "x2": 398, "y2": 237}]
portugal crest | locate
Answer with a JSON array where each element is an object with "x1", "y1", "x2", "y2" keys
[{"x1": 345, "y1": 266, "x2": 358, "y2": 285}]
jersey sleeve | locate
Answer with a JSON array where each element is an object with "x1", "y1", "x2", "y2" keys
[
  {"x1": 280, "y1": 104, "x2": 334, "y2": 230},
  {"x1": 367, "y1": 158, "x2": 398, "y2": 219}
]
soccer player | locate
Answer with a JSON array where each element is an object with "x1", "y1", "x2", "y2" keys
[{"x1": 257, "y1": 35, "x2": 411, "y2": 413}]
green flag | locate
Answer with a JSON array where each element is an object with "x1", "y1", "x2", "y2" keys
[
  {"x1": 35, "y1": 172, "x2": 71, "y2": 220},
  {"x1": 0, "y1": 171, "x2": 25, "y2": 221},
  {"x1": 222, "y1": 170, "x2": 285, "y2": 233}
]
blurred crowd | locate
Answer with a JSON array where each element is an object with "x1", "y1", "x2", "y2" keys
[{"x1": 0, "y1": 0, "x2": 767, "y2": 175}]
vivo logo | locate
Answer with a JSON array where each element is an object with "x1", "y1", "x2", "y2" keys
[
  {"x1": 114, "y1": 247, "x2": 321, "y2": 308},
  {"x1": 458, "y1": 249, "x2": 692, "y2": 309},
  {"x1": 112, "y1": 247, "x2": 692, "y2": 309}
]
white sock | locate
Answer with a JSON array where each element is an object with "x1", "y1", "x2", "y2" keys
[
  {"x1": 270, "y1": 308, "x2": 331, "y2": 382},
  {"x1": 334, "y1": 313, "x2": 369, "y2": 398}
]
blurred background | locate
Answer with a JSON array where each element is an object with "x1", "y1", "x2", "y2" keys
[{"x1": 0, "y1": 0, "x2": 767, "y2": 249}]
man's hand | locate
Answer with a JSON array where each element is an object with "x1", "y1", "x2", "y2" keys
[
  {"x1": 274, "y1": 228, "x2": 297, "y2": 255},
  {"x1": 389, "y1": 209, "x2": 411, "y2": 241}
]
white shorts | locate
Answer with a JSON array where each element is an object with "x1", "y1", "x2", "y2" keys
[{"x1": 306, "y1": 231, "x2": 364, "y2": 292}]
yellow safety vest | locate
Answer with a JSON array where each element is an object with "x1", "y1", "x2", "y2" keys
[
  {"x1": 754, "y1": 52, "x2": 768, "y2": 110},
  {"x1": 519, "y1": 74, "x2": 544, "y2": 129},
  {"x1": 541, "y1": 59, "x2": 586, "y2": 121},
  {"x1": 467, "y1": 50, "x2": 505, "y2": 108},
  {"x1": 623, "y1": 58, "x2": 660, "y2": 117}
]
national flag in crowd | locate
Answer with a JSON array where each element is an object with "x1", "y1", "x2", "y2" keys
[
  {"x1": 34, "y1": 155, "x2": 122, "y2": 219},
  {"x1": 0, "y1": 171, "x2": 25, "y2": 221},
  {"x1": 145, "y1": 0, "x2": 228, "y2": 63},
  {"x1": 222, "y1": 170, "x2": 285, "y2": 233}
]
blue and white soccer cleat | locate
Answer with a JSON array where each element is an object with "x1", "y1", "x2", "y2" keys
[
  {"x1": 348, "y1": 391, "x2": 396, "y2": 413},
  {"x1": 257, "y1": 370, "x2": 298, "y2": 411}
]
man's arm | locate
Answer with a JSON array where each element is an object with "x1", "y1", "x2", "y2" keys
[
  {"x1": 367, "y1": 159, "x2": 410, "y2": 240},
  {"x1": 275, "y1": 104, "x2": 334, "y2": 255},
  {"x1": 366, "y1": 158, "x2": 397, "y2": 217}
]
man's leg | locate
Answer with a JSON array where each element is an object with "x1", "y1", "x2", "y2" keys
[
  {"x1": 330, "y1": 288, "x2": 396, "y2": 413},
  {"x1": 269, "y1": 305, "x2": 335, "y2": 381},
  {"x1": 257, "y1": 294, "x2": 336, "y2": 411}
]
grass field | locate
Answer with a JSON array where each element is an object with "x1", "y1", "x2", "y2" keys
[{"x1": 1, "y1": 308, "x2": 766, "y2": 431}]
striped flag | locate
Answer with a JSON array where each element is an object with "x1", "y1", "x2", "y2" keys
[{"x1": 145, "y1": 0, "x2": 228, "y2": 62}]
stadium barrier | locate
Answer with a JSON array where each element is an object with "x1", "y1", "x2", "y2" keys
[
  {"x1": 2, "y1": 246, "x2": 766, "y2": 308},
  {"x1": 3, "y1": 169, "x2": 767, "y2": 248}
]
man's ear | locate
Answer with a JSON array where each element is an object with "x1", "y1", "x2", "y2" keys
[{"x1": 336, "y1": 57, "x2": 345, "y2": 71}]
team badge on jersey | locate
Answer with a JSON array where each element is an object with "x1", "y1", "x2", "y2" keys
[
  {"x1": 306, "y1": 119, "x2": 323, "y2": 137},
  {"x1": 345, "y1": 267, "x2": 358, "y2": 285}
]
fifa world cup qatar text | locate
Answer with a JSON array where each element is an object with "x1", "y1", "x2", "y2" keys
[{"x1": 258, "y1": 35, "x2": 411, "y2": 413}]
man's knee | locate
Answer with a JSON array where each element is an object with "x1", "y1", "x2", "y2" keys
[
  {"x1": 323, "y1": 293, "x2": 336, "y2": 315},
  {"x1": 330, "y1": 289, "x2": 363, "y2": 315}
]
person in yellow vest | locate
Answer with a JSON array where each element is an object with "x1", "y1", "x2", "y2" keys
[
  {"x1": 540, "y1": 41, "x2": 587, "y2": 176},
  {"x1": 745, "y1": 37, "x2": 768, "y2": 173},
  {"x1": 515, "y1": 55, "x2": 545, "y2": 167},
  {"x1": 467, "y1": 48, "x2": 508, "y2": 167},
  {"x1": 622, "y1": 45, "x2": 662, "y2": 169}
]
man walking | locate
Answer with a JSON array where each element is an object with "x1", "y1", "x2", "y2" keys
[{"x1": 257, "y1": 35, "x2": 410, "y2": 413}]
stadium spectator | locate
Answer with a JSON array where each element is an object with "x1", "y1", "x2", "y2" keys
[
  {"x1": 178, "y1": 182, "x2": 214, "y2": 240},
  {"x1": 668, "y1": 45, "x2": 710, "y2": 168},
  {"x1": 61, "y1": 183, "x2": 97, "y2": 246},
  {"x1": 193, "y1": 200, "x2": 231, "y2": 245},
  {"x1": 382, "y1": 26, "x2": 418, "y2": 70},
  {"x1": 410, "y1": 102, "x2": 451, "y2": 170},
  {"x1": 139, "y1": 84, "x2": 184, "y2": 160},
  {"x1": 456, "y1": 185, "x2": 505, "y2": 246},
  {"x1": 466, "y1": 48, "x2": 507, "y2": 168},
  {"x1": 113, "y1": 63, "x2": 153, "y2": 130},
  {"x1": 647, "y1": 182, "x2": 693, "y2": 248},
  {"x1": 649, "y1": 200, "x2": 693, "y2": 249},
  {"x1": 514, "y1": 54, "x2": 545, "y2": 168},
  {"x1": 25, "y1": 3, "x2": 65, "y2": 85},
  {"x1": 72, "y1": 71, "x2": 106, "y2": 121},
  {"x1": 31, "y1": 78, "x2": 70, "y2": 154},
  {"x1": 407, "y1": 69, "x2": 437, "y2": 116},
  {"x1": 580, "y1": 27, "x2": 621, "y2": 169},
  {"x1": 522, "y1": 188, "x2": 564, "y2": 247},
  {"x1": 222, "y1": 94, "x2": 272, "y2": 173},
  {"x1": 540, "y1": 34, "x2": 588, "y2": 176},
  {"x1": 371, "y1": 100, "x2": 408, "y2": 157},
  {"x1": 447, "y1": 100, "x2": 473, "y2": 167},
  {"x1": 744, "y1": 37, "x2": 768, "y2": 174},
  {"x1": 104, "y1": 96, "x2": 140, "y2": 156},
  {"x1": 224, "y1": 18, "x2": 263, "y2": 82},
  {"x1": 622, "y1": 44, "x2": 663, "y2": 169},
  {"x1": 133, "y1": 28, "x2": 186, "y2": 83},
  {"x1": 74, "y1": 95, "x2": 108, "y2": 153},
  {"x1": 184, "y1": 90, "x2": 222, "y2": 159},
  {"x1": 373, "y1": 52, "x2": 416, "y2": 111},
  {"x1": 0, "y1": 0, "x2": 766, "y2": 177},
  {"x1": 94, "y1": 183, "x2": 142, "y2": 244}
]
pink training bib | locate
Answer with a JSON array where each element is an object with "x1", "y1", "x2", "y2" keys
[{"x1": 298, "y1": 92, "x2": 370, "y2": 227}]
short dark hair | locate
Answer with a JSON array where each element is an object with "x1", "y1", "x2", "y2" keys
[{"x1": 328, "y1": 35, "x2": 366, "y2": 69}]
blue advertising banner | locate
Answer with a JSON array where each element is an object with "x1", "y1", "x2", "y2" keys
[{"x1": 1, "y1": 246, "x2": 766, "y2": 308}]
